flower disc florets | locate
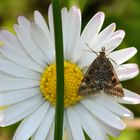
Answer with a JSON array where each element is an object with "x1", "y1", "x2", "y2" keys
[{"x1": 40, "y1": 61, "x2": 83, "y2": 107}]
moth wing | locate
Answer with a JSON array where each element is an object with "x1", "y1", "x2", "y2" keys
[
  {"x1": 78, "y1": 82, "x2": 94, "y2": 96},
  {"x1": 78, "y1": 58, "x2": 101, "y2": 96},
  {"x1": 103, "y1": 59, "x2": 124, "y2": 97}
]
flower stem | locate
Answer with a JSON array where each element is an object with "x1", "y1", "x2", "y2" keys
[{"x1": 52, "y1": 1, "x2": 64, "y2": 140}]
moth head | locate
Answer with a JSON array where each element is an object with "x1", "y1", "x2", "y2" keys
[
  {"x1": 100, "y1": 47, "x2": 106, "y2": 56},
  {"x1": 101, "y1": 47, "x2": 105, "y2": 52}
]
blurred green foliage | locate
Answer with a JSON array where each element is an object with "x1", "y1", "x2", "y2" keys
[
  {"x1": 0, "y1": 0, "x2": 140, "y2": 140},
  {"x1": 110, "y1": 129, "x2": 140, "y2": 140}
]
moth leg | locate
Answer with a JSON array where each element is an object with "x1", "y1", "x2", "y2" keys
[{"x1": 108, "y1": 58, "x2": 119, "y2": 67}]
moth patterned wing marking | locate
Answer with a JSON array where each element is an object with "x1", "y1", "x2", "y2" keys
[
  {"x1": 78, "y1": 57, "x2": 101, "y2": 96},
  {"x1": 78, "y1": 82, "x2": 94, "y2": 96},
  {"x1": 104, "y1": 82, "x2": 124, "y2": 97},
  {"x1": 102, "y1": 58, "x2": 124, "y2": 97}
]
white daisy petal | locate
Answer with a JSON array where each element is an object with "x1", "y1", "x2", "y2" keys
[
  {"x1": 77, "y1": 52, "x2": 96, "y2": 68},
  {"x1": 0, "y1": 59, "x2": 40, "y2": 80},
  {"x1": 100, "y1": 121, "x2": 121, "y2": 137},
  {"x1": 47, "y1": 123, "x2": 55, "y2": 140},
  {"x1": 109, "y1": 47, "x2": 137, "y2": 65},
  {"x1": 13, "y1": 102, "x2": 49, "y2": 140},
  {"x1": 105, "y1": 30, "x2": 125, "y2": 54},
  {"x1": 0, "y1": 30, "x2": 43, "y2": 72},
  {"x1": 0, "y1": 95, "x2": 44, "y2": 126},
  {"x1": 65, "y1": 111, "x2": 74, "y2": 140},
  {"x1": 0, "y1": 87, "x2": 39, "y2": 106},
  {"x1": 34, "y1": 11, "x2": 55, "y2": 63},
  {"x1": 0, "y1": 72, "x2": 18, "y2": 80},
  {"x1": 81, "y1": 99, "x2": 126, "y2": 130},
  {"x1": 105, "y1": 37, "x2": 123, "y2": 53},
  {"x1": 92, "y1": 121, "x2": 109, "y2": 140},
  {"x1": 91, "y1": 95, "x2": 133, "y2": 118},
  {"x1": 67, "y1": 107, "x2": 85, "y2": 140},
  {"x1": 31, "y1": 23, "x2": 55, "y2": 64},
  {"x1": 14, "y1": 24, "x2": 47, "y2": 67},
  {"x1": 91, "y1": 23, "x2": 116, "y2": 51},
  {"x1": 116, "y1": 63, "x2": 139, "y2": 81},
  {"x1": 0, "y1": 79, "x2": 39, "y2": 91},
  {"x1": 0, "y1": 30, "x2": 25, "y2": 52},
  {"x1": 72, "y1": 12, "x2": 105, "y2": 63},
  {"x1": 48, "y1": 5, "x2": 54, "y2": 42},
  {"x1": 81, "y1": 12, "x2": 105, "y2": 45},
  {"x1": 116, "y1": 89, "x2": 140, "y2": 104},
  {"x1": 32, "y1": 107, "x2": 55, "y2": 140},
  {"x1": 63, "y1": 113, "x2": 66, "y2": 140},
  {"x1": 75, "y1": 104, "x2": 107, "y2": 140},
  {"x1": 61, "y1": 7, "x2": 68, "y2": 56},
  {"x1": 78, "y1": 23, "x2": 116, "y2": 67},
  {"x1": 17, "y1": 19, "x2": 48, "y2": 63},
  {"x1": 34, "y1": 11, "x2": 53, "y2": 44},
  {"x1": 17, "y1": 16, "x2": 30, "y2": 29},
  {"x1": 0, "y1": 47, "x2": 43, "y2": 73},
  {"x1": 65, "y1": 6, "x2": 81, "y2": 60},
  {"x1": 111, "y1": 30, "x2": 125, "y2": 39}
]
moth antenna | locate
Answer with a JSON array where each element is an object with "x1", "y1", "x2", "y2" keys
[
  {"x1": 85, "y1": 43, "x2": 98, "y2": 56},
  {"x1": 83, "y1": 49, "x2": 95, "y2": 53}
]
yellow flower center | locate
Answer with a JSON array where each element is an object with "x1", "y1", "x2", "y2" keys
[{"x1": 40, "y1": 61, "x2": 83, "y2": 108}]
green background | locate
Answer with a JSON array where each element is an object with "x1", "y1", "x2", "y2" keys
[{"x1": 0, "y1": 0, "x2": 140, "y2": 139}]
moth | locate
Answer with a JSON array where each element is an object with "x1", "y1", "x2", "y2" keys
[{"x1": 78, "y1": 46, "x2": 124, "y2": 97}]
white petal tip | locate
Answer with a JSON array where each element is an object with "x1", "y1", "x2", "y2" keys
[
  {"x1": 119, "y1": 30, "x2": 125, "y2": 36},
  {"x1": 17, "y1": 16, "x2": 29, "y2": 25},
  {"x1": 113, "y1": 30, "x2": 125, "y2": 39},
  {"x1": 48, "y1": 4, "x2": 52, "y2": 10},
  {"x1": 62, "y1": 7, "x2": 68, "y2": 12},
  {"x1": 69, "y1": 6, "x2": 81, "y2": 16},
  {"x1": 17, "y1": 16, "x2": 25, "y2": 21},
  {"x1": 124, "y1": 114, "x2": 134, "y2": 119},
  {"x1": 105, "y1": 23, "x2": 116, "y2": 33},
  {"x1": 94, "y1": 11, "x2": 105, "y2": 21},
  {"x1": 34, "y1": 10, "x2": 40, "y2": 14},
  {"x1": 34, "y1": 10, "x2": 40, "y2": 17},
  {"x1": 71, "y1": 6, "x2": 78, "y2": 10},
  {"x1": 123, "y1": 96, "x2": 140, "y2": 104},
  {"x1": 121, "y1": 123, "x2": 126, "y2": 130},
  {"x1": 111, "y1": 23, "x2": 116, "y2": 31},
  {"x1": 124, "y1": 111, "x2": 134, "y2": 119},
  {"x1": 96, "y1": 11, "x2": 105, "y2": 16},
  {"x1": 118, "y1": 63, "x2": 139, "y2": 81},
  {"x1": 130, "y1": 47, "x2": 137, "y2": 54}
]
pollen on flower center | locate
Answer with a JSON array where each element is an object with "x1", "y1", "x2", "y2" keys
[{"x1": 40, "y1": 61, "x2": 83, "y2": 107}]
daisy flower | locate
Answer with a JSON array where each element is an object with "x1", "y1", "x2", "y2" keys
[{"x1": 0, "y1": 5, "x2": 140, "y2": 140}]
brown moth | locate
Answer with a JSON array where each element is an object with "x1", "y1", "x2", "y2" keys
[{"x1": 78, "y1": 47, "x2": 124, "y2": 97}]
